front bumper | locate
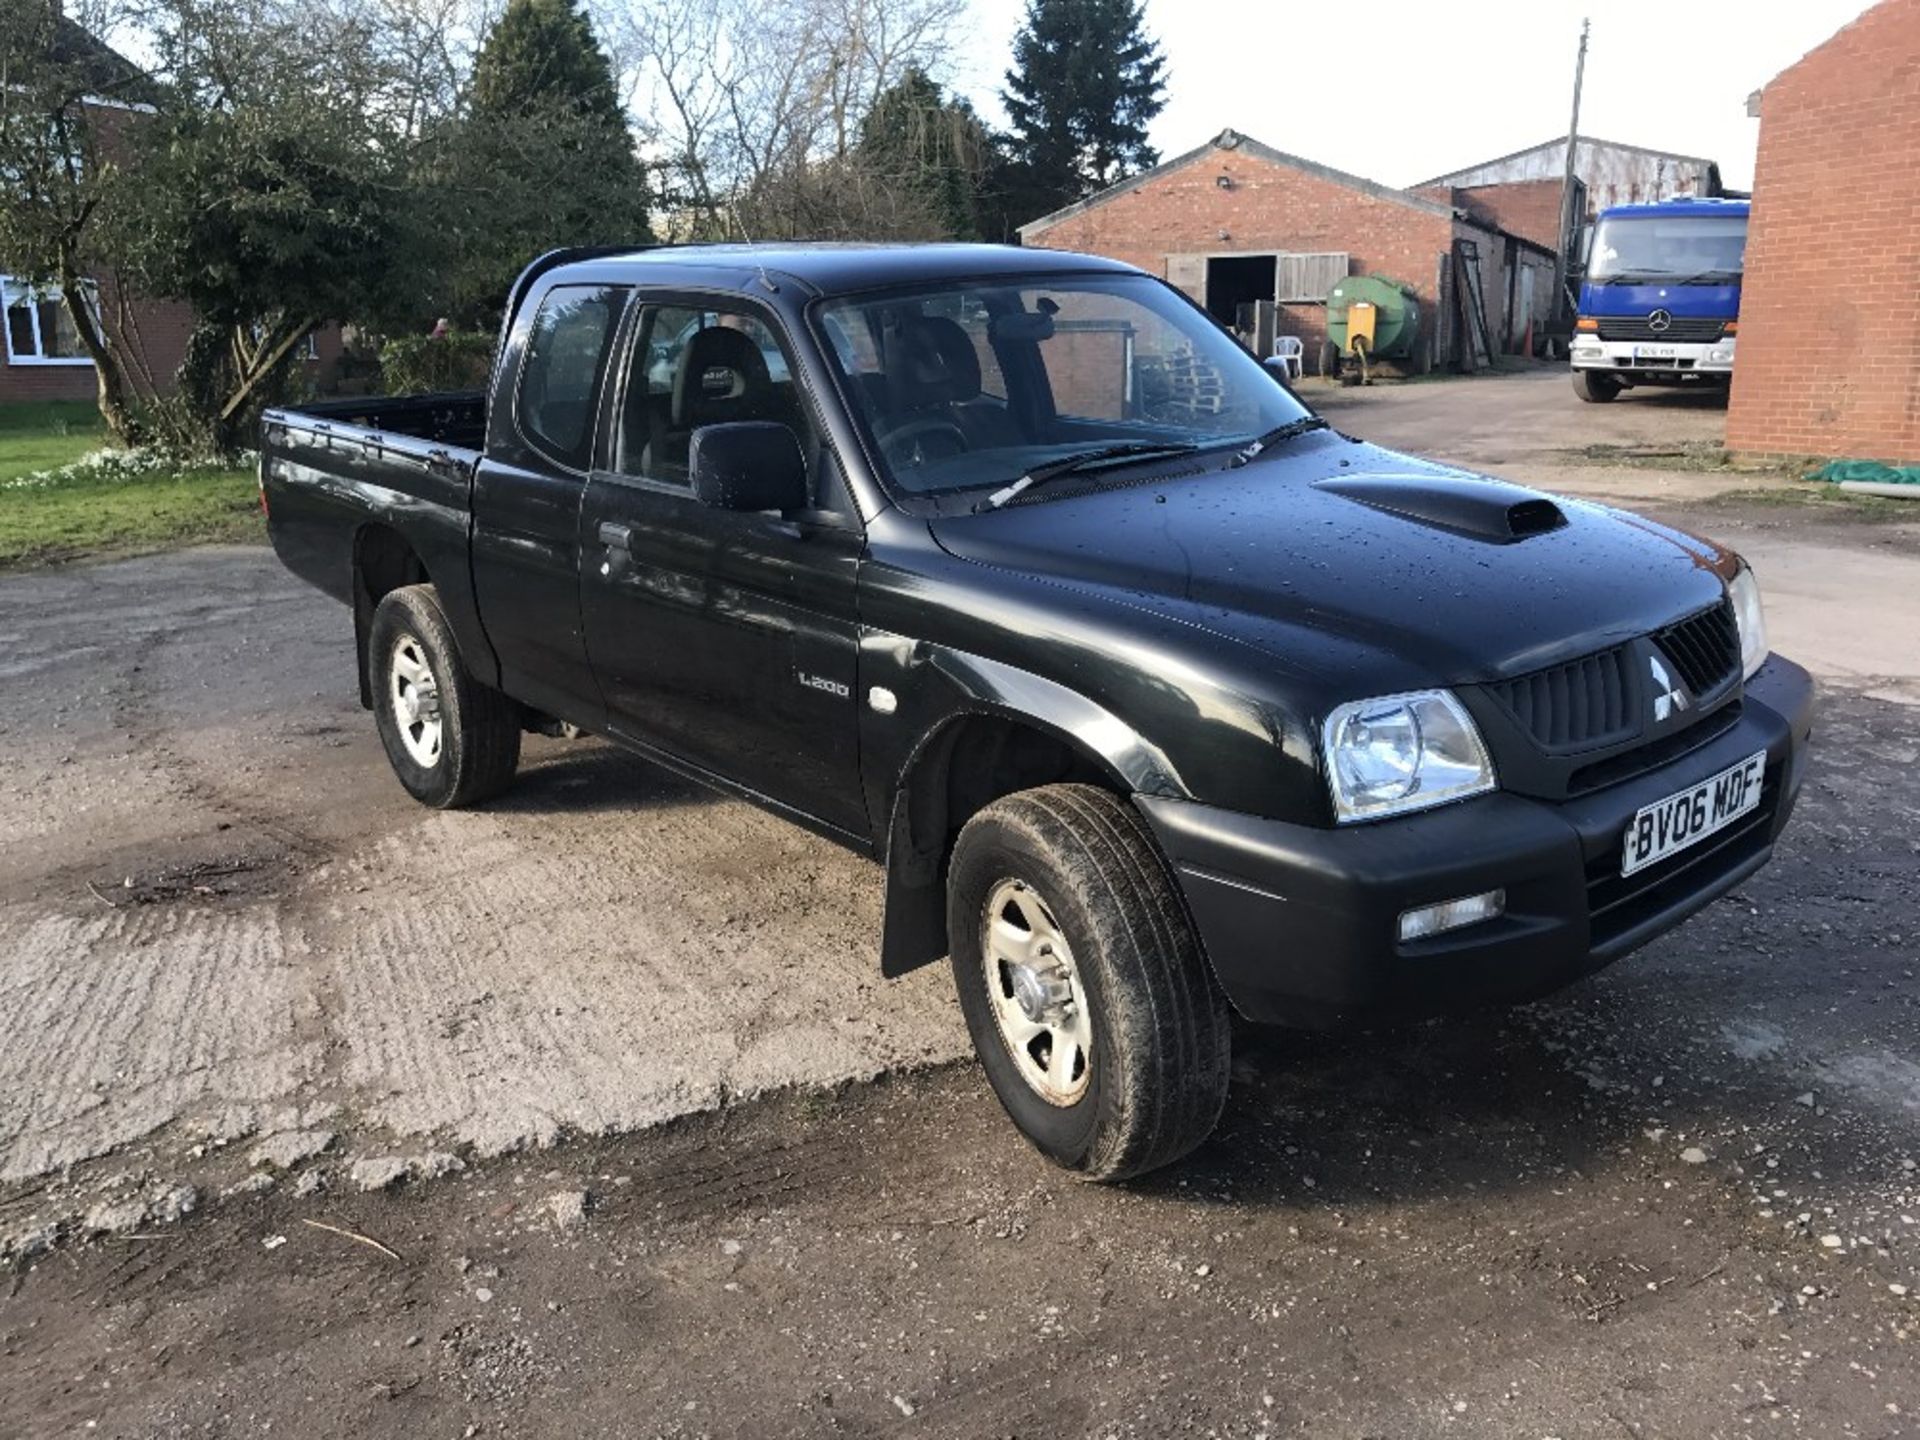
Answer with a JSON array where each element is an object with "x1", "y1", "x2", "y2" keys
[
  {"x1": 1136, "y1": 658, "x2": 1814, "y2": 1027},
  {"x1": 1571, "y1": 337, "x2": 1735, "y2": 377}
]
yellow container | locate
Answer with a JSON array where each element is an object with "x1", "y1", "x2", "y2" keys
[{"x1": 1346, "y1": 300, "x2": 1378, "y2": 354}]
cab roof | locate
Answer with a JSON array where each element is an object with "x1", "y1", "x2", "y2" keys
[
  {"x1": 544, "y1": 242, "x2": 1142, "y2": 298},
  {"x1": 1597, "y1": 197, "x2": 1750, "y2": 221}
]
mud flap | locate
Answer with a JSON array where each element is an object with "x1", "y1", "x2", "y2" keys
[{"x1": 879, "y1": 781, "x2": 949, "y2": 977}]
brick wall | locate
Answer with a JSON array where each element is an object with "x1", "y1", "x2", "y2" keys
[
  {"x1": 1727, "y1": 0, "x2": 1920, "y2": 464},
  {"x1": 1453, "y1": 180, "x2": 1568, "y2": 254},
  {"x1": 1023, "y1": 143, "x2": 1457, "y2": 366}
]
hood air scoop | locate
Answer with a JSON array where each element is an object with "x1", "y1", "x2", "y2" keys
[{"x1": 1313, "y1": 472, "x2": 1568, "y2": 543}]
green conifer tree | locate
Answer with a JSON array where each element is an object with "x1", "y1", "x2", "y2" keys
[{"x1": 1002, "y1": 0, "x2": 1167, "y2": 213}]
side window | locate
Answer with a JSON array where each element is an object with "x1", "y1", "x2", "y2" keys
[
  {"x1": 612, "y1": 302, "x2": 807, "y2": 490},
  {"x1": 517, "y1": 284, "x2": 625, "y2": 470}
]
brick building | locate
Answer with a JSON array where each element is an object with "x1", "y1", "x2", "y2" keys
[
  {"x1": 1, "y1": 26, "x2": 341, "y2": 409},
  {"x1": 2, "y1": 258, "x2": 342, "y2": 408},
  {"x1": 1018, "y1": 129, "x2": 1555, "y2": 369},
  {"x1": 1727, "y1": 0, "x2": 1920, "y2": 464},
  {"x1": 1425, "y1": 178, "x2": 1571, "y2": 254}
]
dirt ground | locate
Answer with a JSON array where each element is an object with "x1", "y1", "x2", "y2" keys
[{"x1": 3, "y1": 370, "x2": 1919, "y2": 1437}]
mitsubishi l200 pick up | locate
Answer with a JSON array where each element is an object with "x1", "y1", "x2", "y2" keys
[{"x1": 262, "y1": 244, "x2": 1812, "y2": 1180}]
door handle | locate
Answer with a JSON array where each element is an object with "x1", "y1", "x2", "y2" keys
[{"x1": 598, "y1": 521, "x2": 633, "y2": 550}]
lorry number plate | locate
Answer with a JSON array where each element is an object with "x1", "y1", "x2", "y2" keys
[
  {"x1": 1620, "y1": 750, "x2": 1766, "y2": 877},
  {"x1": 1634, "y1": 345, "x2": 1679, "y2": 360}
]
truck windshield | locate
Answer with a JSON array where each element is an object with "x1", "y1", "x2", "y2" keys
[
  {"x1": 815, "y1": 273, "x2": 1312, "y2": 500},
  {"x1": 1587, "y1": 214, "x2": 1747, "y2": 284}
]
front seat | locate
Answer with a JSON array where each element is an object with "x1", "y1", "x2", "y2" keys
[
  {"x1": 881, "y1": 316, "x2": 1023, "y2": 452},
  {"x1": 644, "y1": 326, "x2": 776, "y2": 482}
]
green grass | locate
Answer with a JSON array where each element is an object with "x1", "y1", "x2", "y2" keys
[
  {"x1": 1562, "y1": 440, "x2": 1750, "y2": 473},
  {"x1": 0, "y1": 400, "x2": 108, "y2": 483},
  {"x1": 0, "y1": 402, "x2": 260, "y2": 569},
  {"x1": 1703, "y1": 483, "x2": 1917, "y2": 521}
]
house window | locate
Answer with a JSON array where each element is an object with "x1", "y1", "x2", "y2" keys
[{"x1": 1, "y1": 276, "x2": 99, "y2": 365}]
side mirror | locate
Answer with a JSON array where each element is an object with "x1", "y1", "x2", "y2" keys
[
  {"x1": 689, "y1": 421, "x2": 808, "y2": 513},
  {"x1": 1262, "y1": 355, "x2": 1292, "y2": 380}
]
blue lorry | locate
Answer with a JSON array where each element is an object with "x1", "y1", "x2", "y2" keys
[{"x1": 1569, "y1": 196, "x2": 1748, "y2": 402}]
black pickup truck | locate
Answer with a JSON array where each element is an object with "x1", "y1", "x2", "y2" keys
[{"x1": 263, "y1": 243, "x2": 1812, "y2": 1180}]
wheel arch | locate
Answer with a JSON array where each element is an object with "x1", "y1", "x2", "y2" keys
[
  {"x1": 351, "y1": 523, "x2": 431, "y2": 709},
  {"x1": 877, "y1": 678, "x2": 1190, "y2": 978}
]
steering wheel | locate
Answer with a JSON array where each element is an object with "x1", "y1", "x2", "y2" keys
[{"x1": 878, "y1": 416, "x2": 969, "y2": 469}]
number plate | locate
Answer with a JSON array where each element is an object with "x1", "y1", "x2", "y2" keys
[
  {"x1": 1620, "y1": 750, "x2": 1766, "y2": 877},
  {"x1": 1634, "y1": 345, "x2": 1679, "y2": 360}
]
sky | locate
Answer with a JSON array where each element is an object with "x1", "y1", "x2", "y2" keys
[{"x1": 950, "y1": 0, "x2": 1880, "y2": 192}]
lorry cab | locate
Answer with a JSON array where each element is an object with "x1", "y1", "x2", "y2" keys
[{"x1": 1569, "y1": 196, "x2": 1748, "y2": 402}]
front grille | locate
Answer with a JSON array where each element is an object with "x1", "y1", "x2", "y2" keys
[
  {"x1": 1568, "y1": 701, "x2": 1742, "y2": 795},
  {"x1": 1585, "y1": 776, "x2": 1777, "y2": 949},
  {"x1": 1655, "y1": 600, "x2": 1741, "y2": 696},
  {"x1": 1488, "y1": 644, "x2": 1638, "y2": 753},
  {"x1": 1594, "y1": 316, "x2": 1727, "y2": 343}
]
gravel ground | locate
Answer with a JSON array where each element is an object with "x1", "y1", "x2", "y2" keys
[{"x1": 2, "y1": 371, "x2": 1917, "y2": 1436}]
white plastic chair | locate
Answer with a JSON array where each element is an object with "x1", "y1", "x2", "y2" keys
[{"x1": 1271, "y1": 335, "x2": 1304, "y2": 380}]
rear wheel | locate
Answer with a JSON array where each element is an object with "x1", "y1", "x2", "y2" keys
[
  {"x1": 1574, "y1": 370, "x2": 1622, "y2": 403},
  {"x1": 369, "y1": 584, "x2": 521, "y2": 808},
  {"x1": 948, "y1": 784, "x2": 1231, "y2": 1181}
]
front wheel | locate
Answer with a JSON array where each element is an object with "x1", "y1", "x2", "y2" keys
[
  {"x1": 948, "y1": 785, "x2": 1232, "y2": 1181},
  {"x1": 1574, "y1": 370, "x2": 1622, "y2": 403},
  {"x1": 368, "y1": 583, "x2": 522, "y2": 808}
]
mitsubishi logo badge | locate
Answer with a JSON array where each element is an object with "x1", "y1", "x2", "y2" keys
[
  {"x1": 1647, "y1": 309, "x2": 1673, "y2": 333},
  {"x1": 1650, "y1": 654, "x2": 1689, "y2": 722}
]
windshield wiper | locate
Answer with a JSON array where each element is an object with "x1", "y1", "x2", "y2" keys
[
  {"x1": 1227, "y1": 415, "x2": 1330, "y2": 467},
  {"x1": 977, "y1": 441, "x2": 1199, "y2": 511}
]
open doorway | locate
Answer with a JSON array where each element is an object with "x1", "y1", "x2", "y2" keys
[{"x1": 1204, "y1": 254, "x2": 1276, "y2": 325}]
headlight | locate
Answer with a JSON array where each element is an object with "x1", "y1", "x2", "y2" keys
[
  {"x1": 1729, "y1": 564, "x2": 1768, "y2": 679},
  {"x1": 1322, "y1": 690, "x2": 1495, "y2": 824}
]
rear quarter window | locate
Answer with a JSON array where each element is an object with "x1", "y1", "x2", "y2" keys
[{"x1": 517, "y1": 284, "x2": 626, "y2": 469}]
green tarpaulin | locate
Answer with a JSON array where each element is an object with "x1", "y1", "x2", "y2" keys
[{"x1": 1810, "y1": 459, "x2": 1920, "y2": 486}]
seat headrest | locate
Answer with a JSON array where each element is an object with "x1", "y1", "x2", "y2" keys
[
  {"x1": 673, "y1": 326, "x2": 772, "y2": 428},
  {"x1": 883, "y1": 316, "x2": 983, "y2": 409}
]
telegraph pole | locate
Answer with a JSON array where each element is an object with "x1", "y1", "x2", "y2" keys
[{"x1": 1551, "y1": 18, "x2": 1590, "y2": 321}]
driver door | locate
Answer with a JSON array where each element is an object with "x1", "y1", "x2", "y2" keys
[{"x1": 577, "y1": 298, "x2": 868, "y2": 836}]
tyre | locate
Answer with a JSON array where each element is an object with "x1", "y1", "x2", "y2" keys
[
  {"x1": 1574, "y1": 370, "x2": 1622, "y2": 403},
  {"x1": 948, "y1": 784, "x2": 1232, "y2": 1181},
  {"x1": 368, "y1": 583, "x2": 521, "y2": 808}
]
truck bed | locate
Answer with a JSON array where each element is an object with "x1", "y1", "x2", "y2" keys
[
  {"x1": 260, "y1": 390, "x2": 490, "y2": 625},
  {"x1": 276, "y1": 391, "x2": 488, "y2": 450}
]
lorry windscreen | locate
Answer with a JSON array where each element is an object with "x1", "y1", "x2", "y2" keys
[
  {"x1": 1587, "y1": 214, "x2": 1747, "y2": 285},
  {"x1": 815, "y1": 273, "x2": 1311, "y2": 501}
]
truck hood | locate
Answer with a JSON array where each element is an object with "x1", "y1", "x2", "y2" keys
[
  {"x1": 926, "y1": 436, "x2": 1733, "y2": 686},
  {"x1": 1580, "y1": 281, "x2": 1739, "y2": 318}
]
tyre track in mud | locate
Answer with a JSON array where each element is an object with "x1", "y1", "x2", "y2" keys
[{"x1": 0, "y1": 547, "x2": 969, "y2": 1226}]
